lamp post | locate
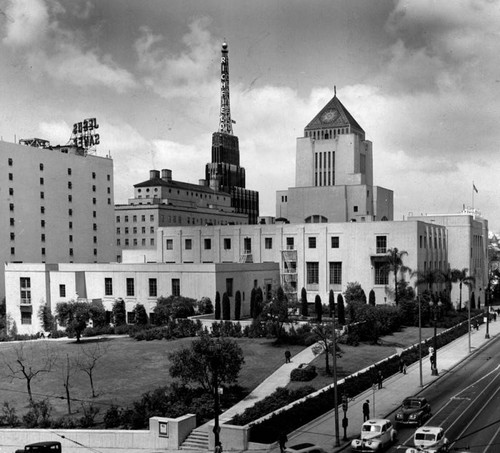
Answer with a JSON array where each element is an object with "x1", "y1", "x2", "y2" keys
[
  {"x1": 429, "y1": 299, "x2": 442, "y2": 376},
  {"x1": 468, "y1": 294, "x2": 471, "y2": 353},
  {"x1": 209, "y1": 339, "x2": 222, "y2": 450},
  {"x1": 418, "y1": 296, "x2": 423, "y2": 387},
  {"x1": 332, "y1": 315, "x2": 340, "y2": 448}
]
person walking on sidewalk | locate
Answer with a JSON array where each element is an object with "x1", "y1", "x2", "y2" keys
[
  {"x1": 285, "y1": 350, "x2": 291, "y2": 363},
  {"x1": 377, "y1": 370, "x2": 383, "y2": 389},
  {"x1": 363, "y1": 400, "x2": 370, "y2": 421},
  {"x1": 278, "y1": 431, "x2": 288, "y2": 453}
]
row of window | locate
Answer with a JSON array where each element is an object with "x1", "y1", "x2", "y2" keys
[
  {"x1": 104, "y1": 277, "x2": 180, "y2": 298},
  {"x1": 117, "y1": 214, "x2": 155, "y2": 223},
  {"x1": 306, "y1": 262, "x2": 343, "y2": 286},
  {"x1": 117, "y1": 226, "x2": 155, "y2": 235},
  {"x1": 305, "y1": 127, "x2": 350, "y2": 140},
  {"x1": 419, "y1": 234, "x2": 445, "y2": 249},
  {"x1": 12, "y1": 247, "x2": 98, "y2": 257},
  {"x1": 118, "y1": 238, "x2": 155, "y2": 247}
]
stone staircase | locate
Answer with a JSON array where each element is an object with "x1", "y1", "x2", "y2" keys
[{"x1": 181, "y1": 428, "x2": 209, "y2": 450}]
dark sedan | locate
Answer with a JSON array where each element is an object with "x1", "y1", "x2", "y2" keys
[{"x1": 395, "y1": 396, "x2": 431, "y2": 426}]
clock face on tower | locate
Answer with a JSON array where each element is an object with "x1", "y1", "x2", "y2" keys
[{"x1": 320, "y1": 108, "x2": 339, "y2": 124}]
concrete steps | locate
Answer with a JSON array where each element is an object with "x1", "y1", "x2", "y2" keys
[{"x1": 181, "y1": 429, "x2": 209, "y2": 450}]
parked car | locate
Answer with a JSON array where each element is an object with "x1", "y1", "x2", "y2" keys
[
  {"x1": 15, "y1": 442, "x2": 61, "y2": 453},
  {"x1": 351, "y1": 419, "x2": 397, "y2": 452},
  {"x1": 405, "y1": 426, "x2": 449, "y2": 453},
  {"x1": 284, "y1": 443, "x2": 327, "y2": 453},
  {"x1": 395, "y1": 396, "x2": 431, "y2": 426}
]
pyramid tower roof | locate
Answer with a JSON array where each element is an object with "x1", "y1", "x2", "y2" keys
[{"x1": 304, "y1": 94, "x2": 365, "y2": 137}]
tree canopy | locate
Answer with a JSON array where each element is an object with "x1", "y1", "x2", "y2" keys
[{"x1": 56, "y1": 300, "x2": 105, "y2": 342}]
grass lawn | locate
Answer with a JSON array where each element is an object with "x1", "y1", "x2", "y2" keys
[
  {"x1": 0, "y1": 336, "x2": 304, "y2": 420},
  {"x1": 287, "y1": 326, "x2": 440, "y2": 391},
  {"x1": 0, "y1": 326, "x2": 443, "y2": 422}
]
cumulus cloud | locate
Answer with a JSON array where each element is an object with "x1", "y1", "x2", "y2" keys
[{"x1": 2, "y1": 0, "x2": 136, "y2": 92}]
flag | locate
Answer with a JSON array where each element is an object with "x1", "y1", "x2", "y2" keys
[{"x1": 473, "y1": 183, "x2": 478, "y2": 193}]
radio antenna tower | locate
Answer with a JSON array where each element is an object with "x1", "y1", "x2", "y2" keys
[{"x1": 219, "y1": 41, "x2": 233, "y2": 135}]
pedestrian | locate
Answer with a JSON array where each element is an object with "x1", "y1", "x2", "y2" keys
[
  {"x1": 402, "y1": 361, "x2": 407, "y2": 375},
  {"x1": 430, "y1": 353, "x2": 436, "y2": 372},
  {"x1": 475, "y1": 321, "x2": 479, "y2": 331},
  {"x1": 285, "y1": 350, "x2": 291, "y2": 363},
  {"x1": 278, "y1": 431, "x2": 288, "y2": 453},
  {"x1": 362, "y1": 399, "x2": 370, "y2": 421},
  {"x1": 214, "y1": 442, "x2": 223, "y2": 453},
  {"x1": 377, "y1": 370, "x2": 383, "y2": 389},
  {"x1": 399, "y1": 358, "x2": 404, "y2": 373}
]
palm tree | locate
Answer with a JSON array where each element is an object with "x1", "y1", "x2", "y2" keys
[
  {"x1": 411, "y1": 269, "x2": 445, "y2": 299},
  {"x1": 450, "y1": 268, "x2": 475, "y2": 310},
  {"x1": 382, "y1": 248, "x2": 411, "y2": 305}
]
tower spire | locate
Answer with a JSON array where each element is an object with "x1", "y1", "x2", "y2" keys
[{"x1": 219, "y1": 41, "x2": 233, "y2": 135}]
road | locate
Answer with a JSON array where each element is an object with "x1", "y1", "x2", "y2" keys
[{"x1": 384, "y1": 333, "x2": 500, "y2": 453}]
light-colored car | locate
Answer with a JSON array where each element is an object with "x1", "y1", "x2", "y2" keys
[
  {"x1": 351, "y1": 419, "x2": 397, "y2": 452},
  {"x1": 405, "y1": 426, "x2": 449, "y2": 453},
  {"x1": 284, "y1": 443, "x2": 327, "y2": 453}
]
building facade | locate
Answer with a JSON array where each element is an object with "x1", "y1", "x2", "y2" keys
[
  {"x1": 156, "y1": 220, "x2": 448, "y2": 304},
  {"x1": 1, "y1": 139, "x2": 116, "y2": 299},
  {"x1": 5, "y1": 261, "x2": 279, "y2": 335},
  {"x1": 276, "y1": 92, "x2": 393, "y2": 223},
  {"x1": 115, "y1": 169, "x2": 248, "y2": 261}
]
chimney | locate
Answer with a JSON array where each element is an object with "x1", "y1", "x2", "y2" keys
[
  {"x1": 161, "y1": 169, "x2": 172, "y2": 182},
  {"x1": 150, "y1": 170, "x2": 160, "y2": 180}
]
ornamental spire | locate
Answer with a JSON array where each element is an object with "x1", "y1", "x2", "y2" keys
[{"x1": 218, "y1": 41, "x2": 233, "y2": 135}]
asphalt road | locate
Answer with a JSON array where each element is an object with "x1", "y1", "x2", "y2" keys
[{"x1": 385, "y1": 333, "x2": 500, "y2": 453}]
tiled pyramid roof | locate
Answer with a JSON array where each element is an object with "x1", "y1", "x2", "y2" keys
[{"x1": 304, "y1": 95, "x2": 365, "y2": 135}]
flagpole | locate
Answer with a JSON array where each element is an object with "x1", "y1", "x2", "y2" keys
[{"x1": 472, "y1": 181, "x2": 475, "y2": 210}]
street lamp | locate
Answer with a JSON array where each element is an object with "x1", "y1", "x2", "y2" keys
[
  {"x1": 485, "y1": 287, "x2": 491, "y2": 339},
  {"x1": 418, "y1": 296, "x2": 423, "y2": 387},
  {"x1": 332, "y1": 313, "x2": 340, "y2": 448},
  {"x1": 429, "y1": 299, "x2": 442, "y2": 376},
  {"x1": 209, "y1": 339, "x2": 223, "y2": 450}
]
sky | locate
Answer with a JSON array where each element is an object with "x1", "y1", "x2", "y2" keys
[{"x1": 1, "y1": 0, "x2": 500, "y2": 231}]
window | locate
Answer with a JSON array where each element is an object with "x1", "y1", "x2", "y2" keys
[
  {"x1": 150, "y1": 238, "x2": 155, "y2": 246},
  {"x1": 93, "y1": 248, "x2": 97, "y2": 256},
  {"x1": 306, "y1": 262, "x2": 319, "y2": 285},
  {"x1": 41, "y1": 206, "x2": 45, "y2": 214},
  {"x1": 133, "y1": 227, "x2": 137, "y2": 234},
  {"x1": 40, "y1": 177, "x2": 44, "y2": 185},
  {"x1": 125, "y1": 227, "x2": 129, "y2": 234},
  {"x1": 69, "y1": 235, "x2": 73, "y2": 242},
  {"x1": 374, "y1": 262, "x2": 389, "y2": 285},
  {"x1": 141, "y1": 227, "x2": 146, "y2": 234},
  {"x1": 126, "y1": 278, "x2": 135, "y2": 296},
  {"x1": 141, "y1": 215, "x2": 146, "y2": 221},
  {"x1": 9, "y1": 188, "x2": 14, "y2": 195},
  {"x1": 69, "y1": 221, "x2": 73, "y2": 229},
  {"x1": 9, "y1": 203, "x2": 14, "y2": 211},
  {"x1": 41, "y1": 234, "x2": 45, "y2": 242},
  {"x1": 117, "y1": 228, "x2": 121, "y2": 235},
  {"x1": 41, "y1": 220, "x2": 45, "y2": 228},
  {"x1": 133, "y1": 215, "x2": 137, "y2": 222},
  {"x1": 125, "y1": 239, "x2": 129, "y2": 246},
  {"x1": 244, "y1": 237, "x2": 251, "y2": 252},
  {"x1": 8, "y1": 158, "x2": 13, "y2": 166},
  {"x1": 133, "y1": 239, "x2": 138, "y2": 246},
  {"x1": 224, "y1": 238, "x2": 231, "y2": 250},
  {"x1": 20, "y1": 277, "x2": 31, "y2": 304},
  {"x1": 69, "y1": 248, "x2": 73, "y2": 256},
  {"x1": 8, "y1": 173, "x2": 13, "y2": 181},
  {"x1": 150, "y1": 227, "x2": 155, "y2": 234},
  {"x1": 10, "y1": 218, "x2": 15, "y2": 226},
  {"x1": 125, "y1": 216, "x2": 129, "y2": 222},
  {"x1": 116, "y1": 216, "x2": 120, "y2": 223},
  {"x1": 226, "y1": 278, "x2": 233, "y2": 297},
  {"x1": 185, "y1": 239, "x2": 192, "y2": 250},
  {"x1": 10, "y1": 232, "x2": 15, "y2": 241},
  {"x1": 92, "y1": 172, "x2": 96, "y2": 179},
  {"x1": 93, "y1": 223, "x2": 97, "y2": 231},
  {"x1": 68, "y1": 195, "x2": 72, "y2": 203},
  {"x1": 59, "y1": 284, "x2": 66, "y2": 297},
  {"x1": 265, "y1": 238, "x2": 273, "y2": 249},
  {"x1": 39, "y1": 163, "x2": 44, "y2": 171},
  {"x1": 329, "y1": 262, "x2": 342, "y2": 285},
  {"x1": 68, "y1": 168, "x2": 72, "y2": 175},
  {"x1": 204, "y1": 238, "x2": 212, "y2": 250},
  {"x1": 150, "y1": 215, "x2": 154, "y2": 221},
  {"x1": 331, "y1": 236, "x2": 340, "y2": 248},
  {"x1": 11, "y1": 247, "x2": 15, "y2": 255},
  {"x1": 172, "y1": 278, "x2": 180, "y2": 297},
  {"x1": 376, "y1": 236, "x2": 387, "y2": 254},
  {"x1": 93, "y1": 236, "x2": 97, "y2": 244},
  {"x1": 308, "y1": 237, "x2": 317, "y2": 248},
  {"x1": 68, "y1": 181, "x2": 72, "y2": 189},
  {"x1": 21, "y1": 312, "x2": 32, "y2": 325},
  {"x1": 166, "y1": 239, "x2": 173, "y2": 250},
  {"x1": 286, "y1": 237, "x2": 294, "y2": 250},
  {"x1": 149, "y1": 278, "x2": 157, "y2": 297},
  {"x1": 41, "y1": 247, "x2": 46, "y2": 256},
  {"x1": 92, "y1": 185, "x2": 96, "y2": 192},
  {"x1": 142, "y1": 238, "x2": 146, "y2": 246},
  {"x1": 354, "y1": 206, "x2": 358, "y2": 212},
  {"x1": 40, "y1": 192, "x2": 44, "y2": 199},
  {"x1": 68, "y1": 208, "x2": 72, "y2": 216},
  {"x1": 127, "y1": 312, "x2": 135, "y2": 324}
]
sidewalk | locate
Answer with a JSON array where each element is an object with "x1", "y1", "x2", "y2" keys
[{"x1": 282, "y1": 319, "x2": 500, "y2": 452}]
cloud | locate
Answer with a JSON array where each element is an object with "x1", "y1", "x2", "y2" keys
[{"x1": 2, "y1": 0, "x2": 136, "y2": 92}]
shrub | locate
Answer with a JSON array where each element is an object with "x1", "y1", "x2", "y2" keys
[
  {"x1": 22, "y1": 400, "x2": 52, "y2": 428},
  {"x1": 1, "y1": 402, "x2": 19, "y2": 427},
  {"x1": 79, "y1": 403, "x2": 99, "y2": 428},
  {"x1": 290, "y1": 365, "x2": 317, "y2": 382},
  {"x1": 104, "y1": 405, "x2": 122, "y2": 428}
]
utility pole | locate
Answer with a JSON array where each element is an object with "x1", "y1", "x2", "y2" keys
[{"x1": 332, "y1": 315, "x2": 340, "y2": 448}]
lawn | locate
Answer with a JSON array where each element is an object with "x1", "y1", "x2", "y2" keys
[
  {"x1": 0, "y1": 336, "x2": 304, "y2": 421},
  {"x1": 0, "y1": 326, "x2": 440, "y2": 422}
]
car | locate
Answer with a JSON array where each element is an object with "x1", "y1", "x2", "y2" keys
[
  {"x1": 395, "y1": 396, "x2": 431, "y2": 426},
  {"x1": 16, "y1": 442, "x2": 62, "y2": 453},
  {"x1": 351, "y1": 418, "x2": 397, "y2": 452},
  {"x1": 405, "y1": 426, "x2": 449, "y2": 453},
  {"x1": 284, "y1": 443, "x2": 327, "y2": 453}
]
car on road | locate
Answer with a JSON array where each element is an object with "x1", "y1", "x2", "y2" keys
[
  {"x1": 351, "y1": 418, "x2": 397, "y2": 451},
  {"x1": 395, "y1": 396, "x2": 431, "y2": 426},
  {"x1": 405, "y1": 426, "x2": 449, "y2": 453},
  {"x1": 284, "y1": 443, "x2": 327, "y2": 453}
]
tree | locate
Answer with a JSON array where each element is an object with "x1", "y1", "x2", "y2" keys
[
  {"x1": 168, "y1": 334, "x2": 245, "y2": 393},
  {"x1": 222, "y1": 293, "x2": 231, "y2": 320},
  {"x1": 1, "y1": 342, "x2": 57, "y2": 405},
  {"x1": 61, "y1": 354, "x2": 75, "y2": 414},
  {"x1": 112, "y1": 298, "x2": 126, "y2": 326},
  {"x1": 215, "y1": 292, "x2": 221, "y2": 320},
  {"x1": 369, "y1": 289, "x2": 376, "y2": 306},
  {"x1": 77, "y1": 341, "x2": 108, "y2": 398},
  {"x1": 250, "y1": 288, "x2": 256, "y2": 318},
  {"x1": 311, "y1": 323, "x2": 342, "y2": 375},
  {"x1": 412, "y1": 269, "x2": 445, "y2": 299},
  {"x1": 0, "y1": 297, "x2": 6, "y2": 333},
  {"x1": 134, "y1": 304, "x2": 149, "y2": 326},
  {"x1": 300, "y1": 287, "x2": 308, "y2": 317},
  {"x1": 198, "y1": 297, "x2": 213, "y2": 315},
  {"x1": 315, "y1": 295, "x2": 322, "y2": 322},
  {"x1": 153, "y1": 296, "x2": 196, "y2": 325},
  {"x1": 38, "y1": 303, "x2": 54, "y2": 332},
  {"x1": 264, "y1": 286, "x2": 289, "y2": 339},
  {"x1": 344, "y1": 282, "x2": 365, "y2": 304},
  {"x1": 56, "y1": 300, "x2": 104, "y2": 342},
  {"x1": 451, "y1": 268, "x2": 475, "y2": 310},
  {"x1": 337, "y1": 294, "x2": 346, "y2": 325},
  {"x1": 254, "y1": 288, "x2": 264, "y2": 318},
  {"x1": 328, "y1": 290, "x2": 335, "y2": 317},
  {"x1": 234, "y1": 291, "x2": 242, "y2": 321},
  {"x1": 381, "y1": 248, "x2": 410, "y2": 305}
]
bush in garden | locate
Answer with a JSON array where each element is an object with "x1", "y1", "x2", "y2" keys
[{"x1": 290, "y1": 365, "x2": 317, "y2": 382}]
